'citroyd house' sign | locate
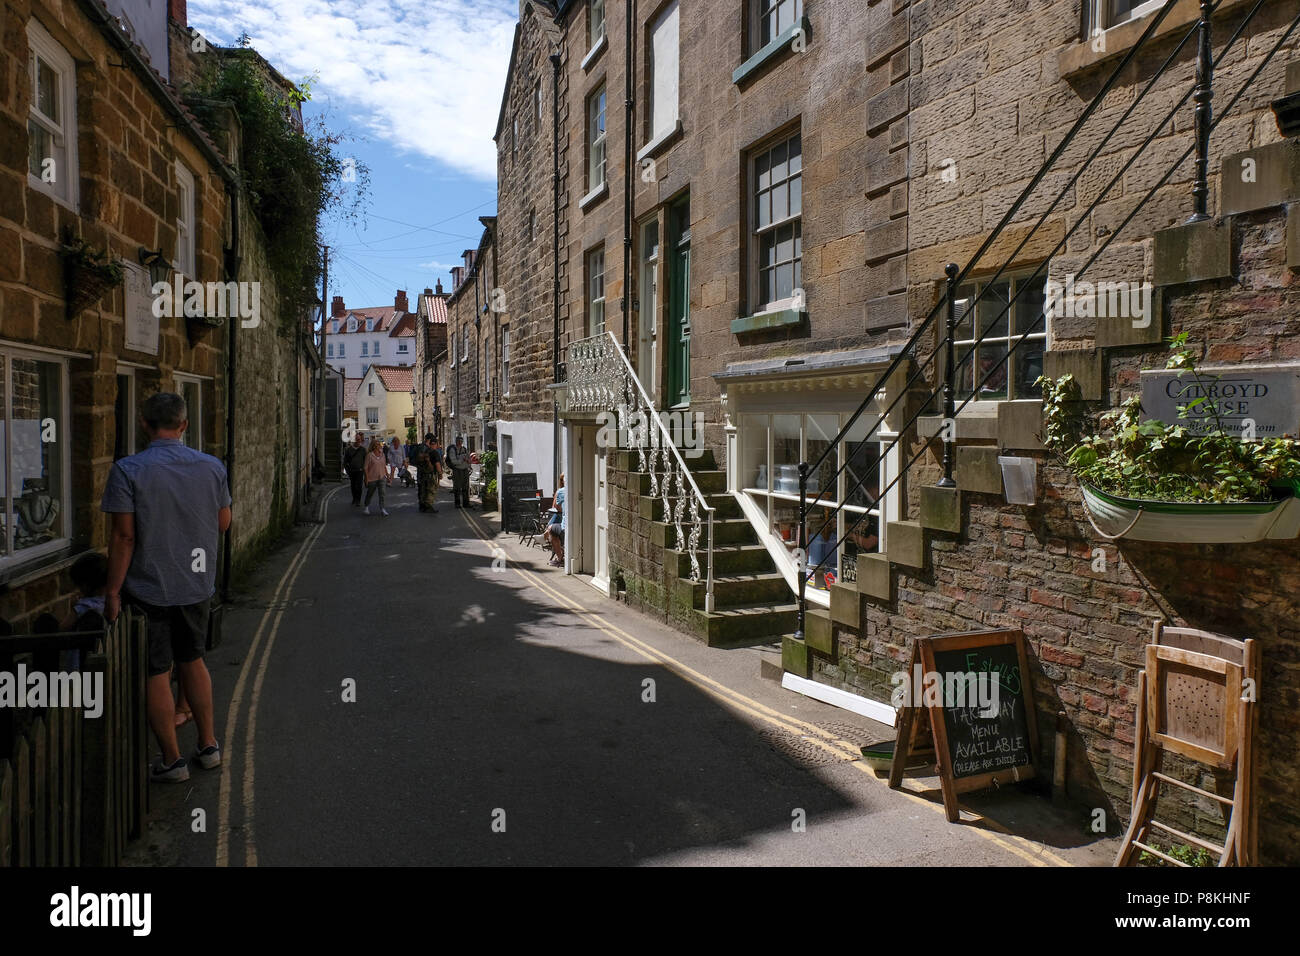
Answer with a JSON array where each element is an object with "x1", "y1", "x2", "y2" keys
[{"x1": 1140, "y1": 363, "x2": 1300, "y2": 438}]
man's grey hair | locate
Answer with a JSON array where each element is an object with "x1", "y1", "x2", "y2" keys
[{"x1": 141, "y1": 392, "x2": 188, "y2": 431}]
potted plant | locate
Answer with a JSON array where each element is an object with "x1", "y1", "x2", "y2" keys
[
  {"x1": 61, "y1": 237, "x2": 124, "y2": 319},
  {"x1": 480, "y1": 450, "x2": 499, "y2": 510},
  {"x1": 1038, "y1": 334, "x2": 1300, "y2": 544}
]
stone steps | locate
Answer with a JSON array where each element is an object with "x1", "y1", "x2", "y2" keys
[{"x1": 671, "y1": 543, "x2": 774, "y2": 577}]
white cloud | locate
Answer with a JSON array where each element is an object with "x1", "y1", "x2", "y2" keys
[
  {"x1": 188, "y1": 0, "x2": 517, "y2": 180},
  {"x1": 417, "y1": 260, "x2": 460, "y2": 271}
]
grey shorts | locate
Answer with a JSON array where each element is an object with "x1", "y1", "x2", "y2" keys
[{"x1": 127, "y1": 594, "x2": 210, "y2": 676}]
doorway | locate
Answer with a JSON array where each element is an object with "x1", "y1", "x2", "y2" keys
[
  {"x1": 666, "y1": 194, "x2": 691, "y2": 409},
  {"x1": 569, "y1": 424, "x2": 610, "y2": 595}
]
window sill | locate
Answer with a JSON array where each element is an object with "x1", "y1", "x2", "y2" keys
[
  {"x1": 1059, "y1": 0, "x2": 1253, "y2": 79},
  {"x1": 580, "y1": 181, "x2": 609, "y2": 211},
  {"x1": 28, "y1": 174, "x2": 78, "y2": 214},
  {"x1": 733, "y1": 16, "x2": 810, "y2": 86},
  {"x1": 637, "y1": 121, "x2": 684, "y2": 164},
  {"x1": 731, "y1": 307, "x2": 806, "y2": 335},
  {"x1": 0, "y1": 541, "x2": 78, "y2": 590},
  {"x1": 581, "y1": 35, "x2": 607, "y2": 72}
]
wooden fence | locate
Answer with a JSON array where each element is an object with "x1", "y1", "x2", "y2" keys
[{"x1": 0, "y1": 608, "x2": 148, "y2": 866}]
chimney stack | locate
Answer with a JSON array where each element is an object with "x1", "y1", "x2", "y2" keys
[
  {"x1": 331, "y1": 295, "x2": 346, "y2": 317},
  {"x1": 169, "y1": 0, "x2": 188, "y2": 27},
  {"x1": 423, "y1": 287, "x2": 434, "y2": 296},
  {"x1": 451, "y1": 267, "x2": 464, "y2": 288},
  {"x1": 436, "y1": 280, "x2": 444, "y2": 295},
  {"x1": 395, "y1": 289, "x2": 409, "y2": 313}
]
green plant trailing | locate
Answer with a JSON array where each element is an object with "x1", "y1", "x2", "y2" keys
[
  {"x1": 1038, "y1": 334, "x2": 1300, "y2": 504},
  {"x1": 186, "y1": 48, "x2": 368, "y2": 328}
]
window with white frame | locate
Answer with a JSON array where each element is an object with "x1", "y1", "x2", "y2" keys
[
  {"x1": 367, "y1": 317, "x2": 376, "y2": 331},
  {"x1": 361, "y1": 341, "x2": 369, "y2": 357},
  {"x1": 368, "y1": 382, "x2": 375, "y2": 396},
  {"x1": 175, "y1": 376, "x2": 204, "y2": 451},
  {"x1": 754, "y1": 0, "x2": 803, "y2": 49},
  {"x1": 752, "y1": 130, "x2": 803, "y2": 312},
  {"x1": 1097, "y1": 0, "x2": 1164, "y2": 30},
  {"x1": 1, "y1": 346, "x2": 70, "y2": 565},
  {"x1": 589, "y1": 0, "x2": 607, "y2": 52},
  {"x1": 462, "y1": 327, "x2": 469, "y2": 361},
  {"x1": 739, "y1": 409, "x2": 894, "y2": 587},
  {"x1": 337, "y1": 342, "x2": 345, "y2": 358},
  {"x1": 952, "y1": 270, "x2": 1048, "y2": 404},
  {"x1": 587, "y1": 247, "x2": 606, "y2": 337},
  {"x1": 27, "y1": 20, "x2": 78, "y2": 208},
  {"x1": 648, "y1": 1, "x2": 680, "y2": 145},
  {"x1": 588, "y1": 84, "x2": 607, "y2": 192},
  {"x1": 331, "y1": 320, "x2": 340, "y2": 334},
  {"x1": 175, "y1": 162, "x2": 196, "y2": 278},
  {"x1": 327, "y1": 343, "x2": 335, "y2": 357},
  {"x1": 534, "y1": 81, "x2": 542, "y2": 126},
  {"x1": 113, "y1": 367, "x2": 148, "y2": 461},
  {"x1": 348, "y1": 317, "x2": 358, "y2": 333},
  {"x1": 502, "y1": 325, "x2": 511, "y2": 396},
  {"x1": 397, "y1": 340, "x2": 409, "y2": 354},
  {"x1": 372, "y1": 339, "x2": 380, "y2": 355},
  {"x1": 366, "y1": 407, "x2": 379, "y2": 426}
]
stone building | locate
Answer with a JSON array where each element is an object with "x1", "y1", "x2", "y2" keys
[
  {"x1": 412, "y1": 283, "x2": 448, "y2": 440},
  {"x1": 488, "y1": 0, "x2": 1300, "y2": 861},
  {"x1": 493, "y1": 0, "x2": 566, "y2": 491},
  {"x1": 1, "y1": 0, "x2": 322, "y2": 626},
  {"x1": 444, "y1": 221, "x2": 497, "y2": 453}
]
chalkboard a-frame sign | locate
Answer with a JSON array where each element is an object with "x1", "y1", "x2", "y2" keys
[{"x1": 889, "y1": 629, "x2": 1041, "y2": 823}]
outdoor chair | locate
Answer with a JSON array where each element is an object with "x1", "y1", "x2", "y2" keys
[{"x1": 1115, "y1": 623, "x2": 1259, "y2": 867}]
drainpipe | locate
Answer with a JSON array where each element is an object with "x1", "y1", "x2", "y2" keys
[
  {"x1": 221, "y1": 182, "x2": 241, "y2": 603},
  {"x1": 622, "y1": 0, "x2": 635, "y2": 356},
  {"x1": 551, "y1": 48, "x2": 562, "y2": 491}
]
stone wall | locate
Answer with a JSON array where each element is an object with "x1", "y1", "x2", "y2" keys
[{"x1": 0, "y1": 0, "x2": 228, "y2": 626}]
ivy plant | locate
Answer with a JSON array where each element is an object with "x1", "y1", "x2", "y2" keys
[
  {"x1": 1038, "y1": 334, "x2": 1300, "y2": 504},
  {"x1": 186, "y1": 50, "x2": 369, "y2": 329}
]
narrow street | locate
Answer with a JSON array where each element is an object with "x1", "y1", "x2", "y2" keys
[{"x1": 126, "y1": 477, "x2": 1112, "y2": 868}]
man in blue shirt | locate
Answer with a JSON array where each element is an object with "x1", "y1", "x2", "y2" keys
[{"x1": 102, "y1": 392, "x2": 232, "y2": 783}]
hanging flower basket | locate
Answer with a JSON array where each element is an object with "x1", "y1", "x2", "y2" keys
[
  {"x1": 186, "y1": 313, "x2": 226, "y2": 347},
  {"x1": 1080, "y1": 480, "x2": 1300, "y2": 543},
  {"x1": 61, "y1": 238, "x2": 124, "y2": 319}
]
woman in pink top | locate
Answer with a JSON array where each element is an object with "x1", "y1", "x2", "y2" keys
[{"x1": 363, "y1": 439, "x2": 389, "y2": 516}]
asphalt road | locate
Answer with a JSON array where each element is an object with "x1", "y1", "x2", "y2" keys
[{"x1": 125, "y1": 475, "x2": 1115, "y2": 867}]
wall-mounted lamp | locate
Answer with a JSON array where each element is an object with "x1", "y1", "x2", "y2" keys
[{"x1": 138, "y1": 247, "x2": 172, "y2": 286}]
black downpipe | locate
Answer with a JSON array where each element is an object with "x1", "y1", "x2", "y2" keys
[{"x1": 221, "y1": 183, "x2": 241, "y2": 604}]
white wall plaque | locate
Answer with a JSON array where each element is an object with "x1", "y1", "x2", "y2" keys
[{"x1": 122, "y1": 260, "x2": 159, "y2": 356}]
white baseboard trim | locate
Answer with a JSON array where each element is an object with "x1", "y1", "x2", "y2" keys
[{"x1": 780, "y1": 672, "x2": 897, "y2": 727}]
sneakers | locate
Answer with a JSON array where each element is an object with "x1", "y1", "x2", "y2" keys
[
  {"x1": 363, "y1": 505, "x2": 371, "y2": 515},
  {"x1": 381, "y1": 509, "x2": 390, "y2": 516},
  {"x1": 194, "y1": 744, "x2": 221, "y2": 770},
  {"x1": 151, "y1": 757, "x2": 190, "y2": 783}
]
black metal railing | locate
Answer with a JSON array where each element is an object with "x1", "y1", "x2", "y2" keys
[{"x1": 795, "y1": 0, "x2": 1297, "y2": 640}]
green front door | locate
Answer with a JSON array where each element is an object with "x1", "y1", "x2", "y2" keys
[{"x1": 667, "y1": 195, "x2": 691, "y2": 408}]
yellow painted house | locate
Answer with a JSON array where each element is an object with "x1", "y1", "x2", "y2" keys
[{"x1": 357, "y1": 365, "x2": 416, "y2": 441}]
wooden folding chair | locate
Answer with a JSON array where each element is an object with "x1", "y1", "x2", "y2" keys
[{"x1": 1115, "y1": 623, "x2": 1259, "y2": 866}]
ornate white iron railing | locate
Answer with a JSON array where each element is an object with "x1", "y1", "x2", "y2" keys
[{"x1": 567, "y1": 331, "x2": 716, "y2": 613}]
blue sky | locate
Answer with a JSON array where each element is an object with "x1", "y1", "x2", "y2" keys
[{"x1": 187, "y1": 0, "x2": 518, "y2": 310}]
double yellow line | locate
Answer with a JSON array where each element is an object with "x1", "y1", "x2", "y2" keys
[
  {"x1": 461, "y1": 509, "x2": 1073, "y2": 868},
  {"x1": 215, "y1": 485, "x2": 341, "y2": 868}
]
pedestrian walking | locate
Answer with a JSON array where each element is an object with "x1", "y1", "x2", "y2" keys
[
  {"x1": 343, "y1": 433, "x2": 367, "y2": 506},
  {"x1": 101, "y1": 392, "x2": 231, "y2": 783},
  {"x1": 363, "y1": 439, "x2": 390, "y2": 516},
  {"x1": 413, "y1": 433, "x2": 441, "y2": 513},
  {"x1": 447, "y1": 435, "x2": 472, "y2": 509},
  {"x1": 386, "y1": 436, "x2": 404, "y2": 485}
]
